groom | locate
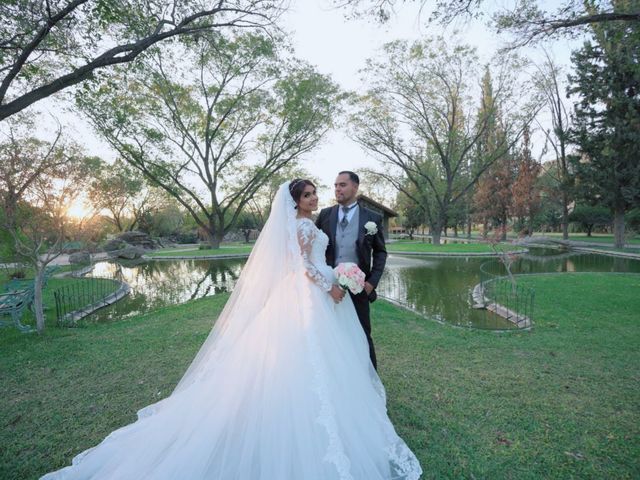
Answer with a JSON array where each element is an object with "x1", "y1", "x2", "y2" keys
[{"x1": 316, "y1": 171, "x2": 387, "y2": 370}]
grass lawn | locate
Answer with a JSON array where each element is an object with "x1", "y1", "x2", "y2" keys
[
  {"x1": 0, "y1": 263, "x2": 85, "y2": 283},
  {"x1": 150, "y1": 245, "x2": 253, "y2": 257},
  {"x1": 443, "y1": 231, "x2": 640, "y2": 246},
  {"x1": 539, "y1": 233, "x2": 640, "y2": 245},
  {"x1": 1, "y1": 273, "x2": 638, "y2": 478},
  {"x1": 585, "y1": 245, "x2": 640, "y2": 253},
  {"x1": 387, "y1": 242, "x2": 523, "y2": 254}
]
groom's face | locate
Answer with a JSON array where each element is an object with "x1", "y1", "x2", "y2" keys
[{"x1": 334, "y1": 173, "x2": 358, "y2": 205}]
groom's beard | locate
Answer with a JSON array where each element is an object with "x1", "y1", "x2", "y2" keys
[{"x1": 336, "y1": 195, "x2": 356, "y2": 206}]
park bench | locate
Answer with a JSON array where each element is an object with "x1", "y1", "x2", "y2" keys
[
  {"x1": 0, "y1": 266, "x2": 59, "y2": 332},
  {"x1": 0, "y1": 288, "x2": 35, "y2": 333}
]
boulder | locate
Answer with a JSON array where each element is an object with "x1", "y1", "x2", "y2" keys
[
  {"x1": 103, "y1": 238, "x2": 129, "y2": 252},
  {"x1": 68, "y1": 251, "x2": 91, "y2": 265},
  {"x1": 116, "y1": 246, "x2": 146, "y2": 260},
  {"x1": 117, "y1": 231, "x2": 157, "y2": 249}
]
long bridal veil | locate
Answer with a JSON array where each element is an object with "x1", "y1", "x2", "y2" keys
[{"x1": 171, "y1": 181, "x2": 303, "y2": 395}]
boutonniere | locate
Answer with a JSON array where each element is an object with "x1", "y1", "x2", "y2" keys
[{"x1": 364, "y1": 221, "x2": 378, "y2": 236}]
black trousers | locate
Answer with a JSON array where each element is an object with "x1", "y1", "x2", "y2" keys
[{"x1": 349, "y1": 290, "x2": 377, "y2": 370}]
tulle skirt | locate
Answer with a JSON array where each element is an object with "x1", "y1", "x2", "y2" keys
[{"x1": 41, "y1": 270, "x2": 422, "y2": 480}]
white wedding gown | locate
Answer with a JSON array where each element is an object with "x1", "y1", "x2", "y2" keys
[{"x1": 42, "y1": 184, "x2": 422, "y2": 480}]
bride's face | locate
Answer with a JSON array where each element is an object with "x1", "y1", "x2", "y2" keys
[{"x1": 297, "y1": 184, "x2": 318, "y2": 213}]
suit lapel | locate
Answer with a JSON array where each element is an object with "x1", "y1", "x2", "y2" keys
[
  {"x1": 356, "y1": 203, "x2": 367, "y2": 245},
  {"x1": 329, "y1": 205, "x2": 339, "y2": 246}
]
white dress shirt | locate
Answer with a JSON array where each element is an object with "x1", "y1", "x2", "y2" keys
[{"x1": 338, "y1": 202, "x2": 359, "y2": 225}]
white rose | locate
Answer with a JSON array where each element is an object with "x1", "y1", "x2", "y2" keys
[{"x1": 364, "y1": 221, "x2": 378, "y2": 236}]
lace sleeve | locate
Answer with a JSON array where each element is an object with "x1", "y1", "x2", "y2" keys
[{"x1": 297, "y1": 219, "x2": 333, "y2": 292}]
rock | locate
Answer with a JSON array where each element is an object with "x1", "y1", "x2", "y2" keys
[
  {"x1": 116, "y1": 246, "x2": 146, "y2": 260},
  {"x1": 103, "y1": 238, "x2": 129, "y2": 252},
  {"x1": 102, "y1": 231, "x2": 158, "y2": 252},
  {"x1": 117, "y1": 231, "x2": 157, "y2": 249},
  {"x1": 68, "y1": 251, "x2": 91, "y2": 265}
]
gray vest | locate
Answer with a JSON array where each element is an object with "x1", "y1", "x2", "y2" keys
[{"x1": 334, "y1": 208, "x2": 359, "y2": 266}]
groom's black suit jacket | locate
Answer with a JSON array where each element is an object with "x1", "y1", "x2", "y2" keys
[{"x1": 315, "y1": 203, "x2": 387, "y2": 301}]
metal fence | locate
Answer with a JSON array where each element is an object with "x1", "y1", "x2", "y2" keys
[
  {"x1": 479, "y1": 261, "x2": 535, "y2": 327},
  {"x1": 53, "y1": 276, "x2": 121, "y2": 326}
]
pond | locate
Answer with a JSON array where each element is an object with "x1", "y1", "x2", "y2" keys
[{"x1": 85, "y1": 248, "x2": 640, "y2": 329}]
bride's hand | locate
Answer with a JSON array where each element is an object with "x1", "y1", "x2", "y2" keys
[{"x1": 329, "y1": 285, "x2": 345, "y2": 303}]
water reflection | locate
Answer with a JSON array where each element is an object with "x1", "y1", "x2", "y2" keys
[
  {"x1": 380, "y1": 256, "x2": 512, "y2": 329},
  {"x1": 88, "y1": 259, "x2": 245, "y2": 322},
  {"x1": 84, "y1": 249, "x2": 640, "y2": 328}
]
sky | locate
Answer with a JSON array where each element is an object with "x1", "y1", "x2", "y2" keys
[
  {"x1": 14, "y1": 0, "x2": 585, "y2": 210},
  {"x1": 277, "y1": 0, "x2": 581, "y2": 205}
]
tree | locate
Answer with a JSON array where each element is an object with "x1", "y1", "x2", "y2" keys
[
  {"x1": 88, "y1": 158, "x2": 149, "y2": 232},
  {"x1": 0, "y1": 114, "x2": 72, "y2": 227},
  {"x1": 568, "y1": 6, "x2": 640, "y2": 248},
  {"x1": 395, "y1": 184, "x2": 426, "y2": 240},
  {"x1": 336, "y1": 0, "x2": 640, "y2": 46},
  {"x1": 471, "y1": 67, "x2": 515, "y2": 240},
  {"x1": 534, "y1": 52, "x2": 574, "y2": 239},
  {"x1": 80, "y1": 32, "x2": 343, "y2": 247},
  {"x1": 473, "y1": 154, "x2": 515, "y2": 239},
  {"x1": 569, "y1": 205, "x2": 611, "y2": 236},
  {"x1": 0, "y1": 0, "x2": 284, "y2": 121},
  {"x1": 351, "y1": 38, "x2": 535, "y2": 244},
  {"x1": 2, "y1": 137, "x2": 95, "y2": 333},
  {"x1": 136, "y1": 190, "x2": 186, "y2": 237},
  {"x1": 511, "y1": 127, "x2": 542, "y2": 235}
]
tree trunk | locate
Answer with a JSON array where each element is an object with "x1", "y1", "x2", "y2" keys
[
  {"x1": 586, "y1": 224, "x2": 593, "y2": 237},
  {"x1": 205, "y1": 221, "x2": 222, "y2": 249},
  {"x1": 453, "y1": 225, "x2": 458, "y2": 237},
  {"x1": 613, "y1": 206, "x2": 625, "y2": 248},
  {"x1": 431, "y1": 221, "x2": 442, "y2": 245},
  {"x1": 561, "y1": 192, "x2": 569, "y2": 240},
  {"x1": 467, "y1": 218, "x2": 472, "y2": 239},
  {"x1": 34, "y1": 265, "x2": 46, "y2": 334},
  {"x1": 208, "y1": 236, "x2": 221, "y2": 249},
  {"x1": 501, "y1": 213, "x2": 508, "y2": 241}
]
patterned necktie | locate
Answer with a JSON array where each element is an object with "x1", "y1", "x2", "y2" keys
[{"x1": 340, "y1": 205, "x2": 354, "y2": 229}]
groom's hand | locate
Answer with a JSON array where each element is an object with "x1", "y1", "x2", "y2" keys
[
  {"x1": 364, "y1": 281, "x2": 374, "y2": 296},
  {"x1": 329, "y1": 285, "x2": 345, "y2": 303}
]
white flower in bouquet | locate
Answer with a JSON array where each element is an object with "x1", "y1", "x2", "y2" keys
[{"x1": 333, "y1": 262, "x2": 366, "y2": 295}]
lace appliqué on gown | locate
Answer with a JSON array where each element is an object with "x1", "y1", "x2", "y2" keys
[
  {"x1": 295, "y1": 217, "x2": 421, "y2": 480},
  {"x1": 297, "y1": 218, "x2": 332, "y2": 292}
]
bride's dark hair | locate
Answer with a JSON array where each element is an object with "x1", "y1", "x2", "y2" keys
[{"x1": 289, "y1": 178, "x2": 316, "y2": 206}]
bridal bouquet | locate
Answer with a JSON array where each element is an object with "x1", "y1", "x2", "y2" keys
[{"x1": 333, "y1": 262, "x2": 366, "y2": 295}]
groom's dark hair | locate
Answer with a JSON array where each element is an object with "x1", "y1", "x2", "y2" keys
[{"x1": 339, "y1": 171, "x2": 359, "y2": 184}]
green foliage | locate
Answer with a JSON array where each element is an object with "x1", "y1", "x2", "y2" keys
[
  {"x1": 625, "y1": 207, "x2": 640, "y2": 232},
  {"x1": 78, "y1": 31, "x2": 342, "y2": 245},
  {"x1": 569, "y1": 205, "x2": 612, "y2": 235},
  {"x1": 0, "y1": 1, "x2": 283, "y2": 119},
  {"x1": 88, "y1": 158, "x2": 147, "y2": 232},
  {"x1": 568, "y1": 14, "x2": 640, "y2": 212},
  {"x1": 353, "y1": 36, "x2": 534, "y2": 242}
]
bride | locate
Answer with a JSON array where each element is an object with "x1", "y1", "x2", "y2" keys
[{"x1": 42, "y1": 180, "x2": 422, "y2": 480}]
